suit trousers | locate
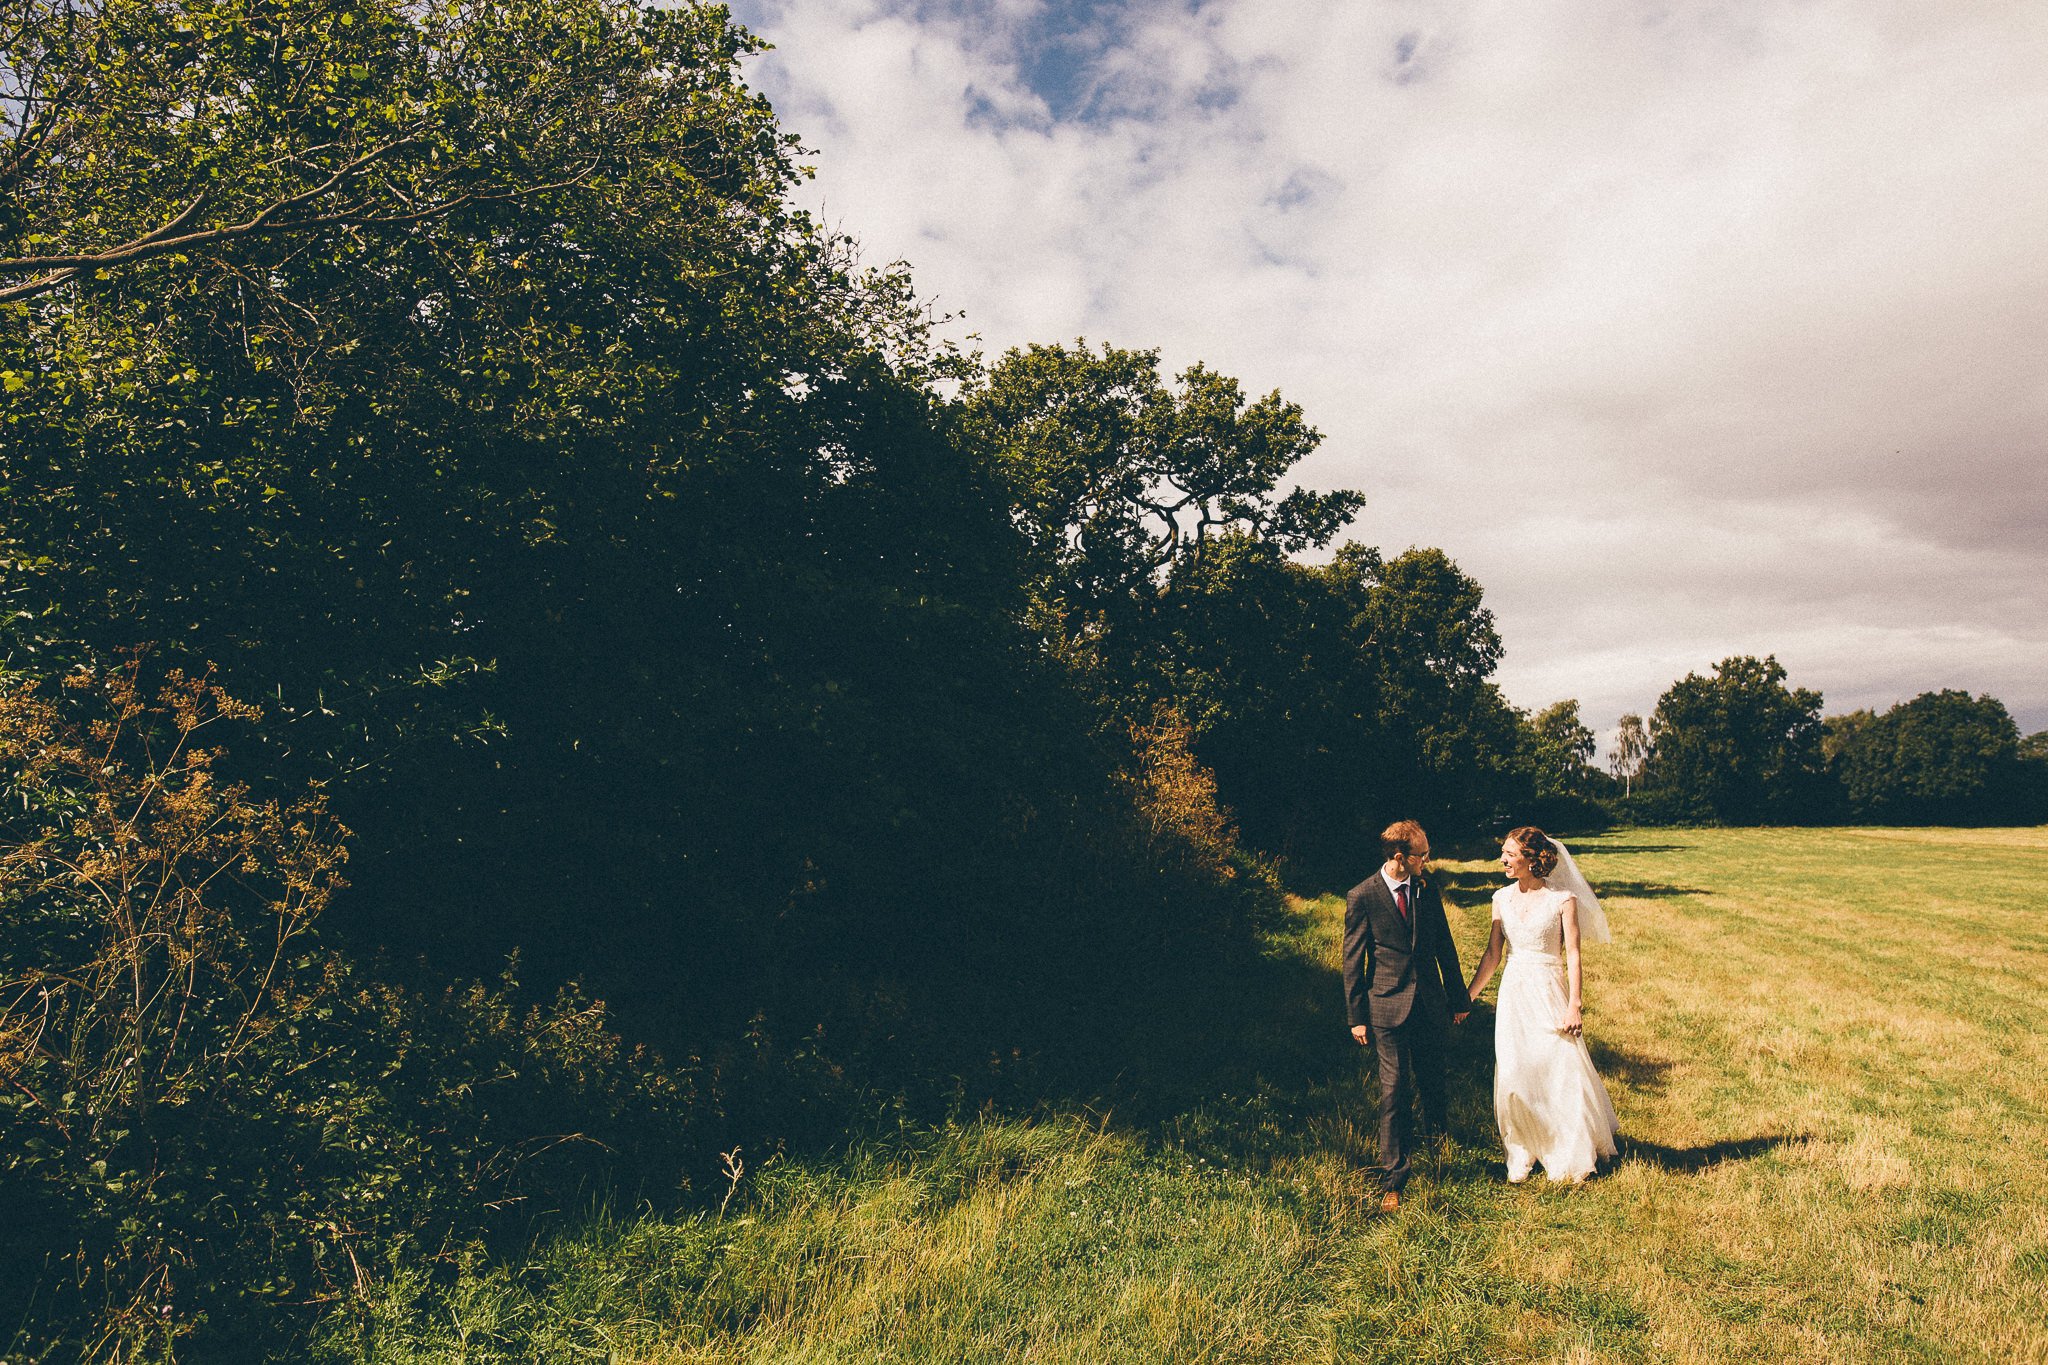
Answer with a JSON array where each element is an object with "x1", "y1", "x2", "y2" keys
[{"x1": 1368, "y1": 1003, "x2": 1451, "y2": 1192}]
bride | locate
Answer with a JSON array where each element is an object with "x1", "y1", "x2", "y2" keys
[{"x1": 1463, "y1": 825, "x2": 1619, "y2": 1183}]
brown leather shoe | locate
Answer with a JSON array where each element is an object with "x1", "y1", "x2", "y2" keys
[{"x1": 1379, "y1": 1190, "x2": 1400, "y2": 1213}]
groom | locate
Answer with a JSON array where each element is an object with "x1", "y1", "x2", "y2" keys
[{"x1": 1343, "y1": 818, "x2": 1471, "y2": 1210}]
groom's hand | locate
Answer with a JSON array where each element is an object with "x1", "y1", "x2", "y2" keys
[
  {"x1": 1452, "y1": 1012, "x2": 1469, "y2": 1025},
  {"x1": 1350, "y1": 1024, "x2": 1370, "y2": 1046}
]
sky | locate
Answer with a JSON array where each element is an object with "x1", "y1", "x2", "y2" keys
[{"x1": 725, "y1": 0, "x2": 2048, "y2": 744}]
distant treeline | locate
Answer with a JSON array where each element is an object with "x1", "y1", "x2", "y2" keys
[
  {"x1": 1538, "y1": 657, "x2": 2047, "y2": 829},
  {"x1": 0, "y1": 0, "x2": 2037, "y2": 1358}
]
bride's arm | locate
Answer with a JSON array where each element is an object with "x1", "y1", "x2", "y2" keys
[
  {"x1": 1560, "y1": 895, "x2": 1584, "y2": 1036},
  {"x1": 1466, "y1": 918, "x2": 1505, "y2": 1001}
]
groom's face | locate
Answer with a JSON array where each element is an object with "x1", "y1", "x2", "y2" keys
[{"x1": 1398, "y1": 840, "x2": 1431, "y2": 876}]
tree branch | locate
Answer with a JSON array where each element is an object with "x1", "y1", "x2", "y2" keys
[
  {"x1": 0, "y1": 142, "x2": 599, "y2": 305},
  {"x1": 0, "y1": 134, "x2": 415, "y2": 302}
]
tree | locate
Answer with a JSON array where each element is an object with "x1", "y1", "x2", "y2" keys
[
  {"x1": 1645, "y1": 656, "x2": 1830, "y2": 824},
  {"x1": 1525, "y1": 700, "x2": 1598, "y2": 799},
  {"x1": 1317, "y1": 543, "x2": 1529, "y2": 839},
  {"x1": 1, "y1": 0, "x2": 730, "y2": 304},
  {"x1": 952, "y1": 340, "x2": 1392, "y2": 876},
  {"x1": 957, "y1": 341, "x2": 1363, "y2": 623},
  {"x1": 1137, "y1": 535, "x2": 1358, "y2": 868},
  {"x1": 1095, "y1": 536, "x2": 1529, "y2": 882},
  {"x1": 1504, "y1": 699, "x2": 1612, "y2": 832},
  {"x1": 1609, "y1": 712, "x2": 1650, "y2": 796},
  {"x1": 1826, "y1": 691, "x2": 2026, "y2": 824},
  {"x1": 3, "y1": 0, "x2": 1272, "y2": 1092},
  {"x1": 2021, "y1": 730, "x2": 2048, "y2": 823}
]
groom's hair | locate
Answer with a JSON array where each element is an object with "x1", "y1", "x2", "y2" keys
[{"x1": 1379, "y1": 819, "x2": 1427, "y2": 859}]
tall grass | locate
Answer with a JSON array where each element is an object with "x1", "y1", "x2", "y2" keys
[{"x1": 318, "y1": 828, "x2": 2048, "y2": 1363}]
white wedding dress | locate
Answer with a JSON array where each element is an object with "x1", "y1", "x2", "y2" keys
[{"x1": 1492, "y1": 884, "x2": 1619, "y2": 1182}]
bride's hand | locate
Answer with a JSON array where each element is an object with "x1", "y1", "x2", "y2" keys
[{"x1": 1558, "y1": 1003, "x2": 1583, "y2": 1037}]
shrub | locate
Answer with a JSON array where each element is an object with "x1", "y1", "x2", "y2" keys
[
  {"x1": 0, "y1": 658, "x2": 348, "y2": 1355},
  {"x1": 1519, "y1": 791, "x2": 1619, "y2": 837},
  {"x1": 1124, "y1": 706, "x2": 1243, "y2": 880},
  {"x1": 0, "y1": 659, "x2": 708, "y2": 1360},
  {"x1": 1608, "y1": 786, "x2": 1709, "y2": 827}
]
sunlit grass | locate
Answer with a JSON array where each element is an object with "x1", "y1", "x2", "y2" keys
[{"x1": 321, "y1": 828, "x2": 2048, "y2": 1363}]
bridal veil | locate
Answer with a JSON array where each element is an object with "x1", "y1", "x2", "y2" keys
[{"x1": 1548, "y1": 840, "x2": 1611, "y2": 944}]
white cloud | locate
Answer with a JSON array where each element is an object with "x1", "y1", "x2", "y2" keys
[{"x1": 733, "y1": 0, "x2": 2048, "y2": 739}]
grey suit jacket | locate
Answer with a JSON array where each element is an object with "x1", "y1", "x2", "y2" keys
[{"x1": 1342, "y1": 872, "x2": 1472, "y2": 1030}]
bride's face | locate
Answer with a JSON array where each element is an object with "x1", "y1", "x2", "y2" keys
[{"x1": 1500, "y1": 840, "x2": 1531, "y2": 879}]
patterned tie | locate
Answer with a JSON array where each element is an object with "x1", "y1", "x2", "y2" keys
[{"x1": 1395, "y1": 881, "x2": 1411, "y2": 922}]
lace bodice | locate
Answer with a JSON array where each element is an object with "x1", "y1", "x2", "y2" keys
[{"x1": 1492, "y1": 884, "x2": 1574, "y2": 962}]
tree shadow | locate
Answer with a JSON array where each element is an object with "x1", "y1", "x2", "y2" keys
[
  {"x1": 1290, "y1": 850, "x2": 1703, "y2": 903},
  {"x1": 1591, "y1": 880, "x2": 1706, "y2": 900},
  {"x1": 1430, "y1": 865, "x2": 1703, "y2": 904},
  {"x1": 1077, "y1": 932, "x2": 1536, "y2": 1176},
  {"x1": 1574, "y1": 843, "x2": 1691, "y2": 855},
  {"x1": 752, "y1": 880, "x2": 1763, "y2": 1189},
  {"x1": 1587, "y1": 1039, "x2": 1676, "y2": 1093},
  {"x1": 1078, "y1": 935, "x2": 1364, "y2": 1115},
  {"x1": 1432, "y1": 866, "x2": 1504, "y2": 903}
]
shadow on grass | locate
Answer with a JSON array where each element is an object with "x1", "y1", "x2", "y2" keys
[
  {"x1": 1433, "y1": 866, "x2": 1504, "y2": 904},
  {"x1": 676, "y1": 866, "x2": 1728, "y2": 1186},
  {"x1": 1595, "y1": 880, "x2": 1706, "y2": 900},
  {"x1": 1073, "y1": 933, "x2": 1358, "y2": 1117},
  {"x1": 1092, "y1": 942, "x2": 1800, "y2": 1182},
  {"x1": 1586, "y1": 1039, "x2": 1675, "y2": 1093},
  {"x1": 1616, "y1": 1133, "x2": 1801, "y2": 1172},
  {"x1": 1075, "y1": 921, "x2": 1530, "y2": 1178},
  {"x1": 1574, "y1": 843, "x2": 1692, "y2": 855},
  {"x1": 1432, "y1": 866, "x2": 1702, "y2": 904}
]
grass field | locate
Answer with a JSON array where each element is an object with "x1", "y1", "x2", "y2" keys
[{"x1": 325, "y1": 828, "x2": 2048, "y2": 1364}]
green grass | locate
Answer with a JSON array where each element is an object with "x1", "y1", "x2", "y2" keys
[{"x1": 319, "y1": 828, "x2": 2048, "y2": 1364}]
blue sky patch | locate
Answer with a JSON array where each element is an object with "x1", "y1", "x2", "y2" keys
[{"x1": 1009, "y1": 0, "x2": 1130, "y2": 119}]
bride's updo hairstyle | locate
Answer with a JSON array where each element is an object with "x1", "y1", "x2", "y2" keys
[{"x1": 1507, "y1": 825, "x2": 1561, "y2": 878}]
